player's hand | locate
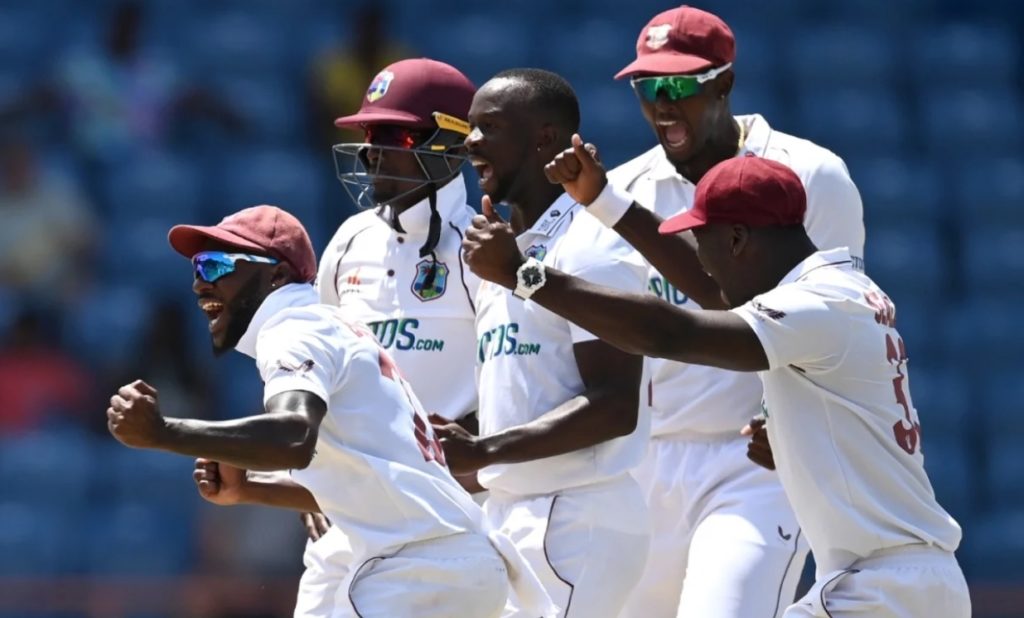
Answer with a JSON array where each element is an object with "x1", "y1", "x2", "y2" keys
[
  {"x1": 462, "y1": 195, "x2": 524, "y2": 290},
  {"x1": 193, "y1": 458, "x2": 249, "y2": 506},
  {"x1": 300, "y1": 512, "x2": 332, "y2": 541},
  {"x1": 544, "y1": 133, "x2": 607, "y2": 206},
  {"x1": 741, "y1": 415, "x2": 775, "y2": 470},
  {"x1": 107, "y1": 380, "x2": 168, "y2": 449},
  {"x1": 429, "y1": 413, "x2": 489, "y2": 476}
]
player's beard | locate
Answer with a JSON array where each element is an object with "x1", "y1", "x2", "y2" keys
[{"x1": 212, "y1": 274, "x2": 266, "y2": 357}]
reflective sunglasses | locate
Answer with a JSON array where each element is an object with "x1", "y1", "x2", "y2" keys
[
  {"x1": 630, "y1": 63, "x2": 733, "y2": 103},
  {"x1": 192, "y1": 251, "x2": 279, "y2": 283}
]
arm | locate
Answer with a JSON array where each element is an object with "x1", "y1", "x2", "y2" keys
[
  {"x1": 194, "y1": 459, "x2": 322, "y2": 513},
  {"x1": 545, "y1": 134, "x2": 727, "y2": 309},
  {"x1": 460, "y1": 197, "x2": 769, "y2": 374},
  {"x1": 434, "y1": 340, "x2": 642, "y2": 475},
  {"x1": 108, "y1": 381, "x2": 326, "y2": 471}
]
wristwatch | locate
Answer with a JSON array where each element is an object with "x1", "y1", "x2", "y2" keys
[{"x1": 513, "y1": 257, "x2": 547, "y2": 300}]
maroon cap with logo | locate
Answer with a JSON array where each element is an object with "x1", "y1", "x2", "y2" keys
[
  {"x1": 168, "y1": 205, "x2": 318, "y2": 283},
  {"x1": 658, "y1": 156, "x2": 807, "y2": 235},
  {"x1": 615, "y1": 5, "x2": 735, "y2": 79},
  {"x1": 334, "y1": 58, "x2": 476, "y2": 129}
]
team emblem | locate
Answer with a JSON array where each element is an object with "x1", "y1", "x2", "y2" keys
[
  {"x1": 645, "y1": 24, "x2": 672, "y2": 50},
  {"x1": 524, "y1": 244, "x2": 547, "y2": 261},
  {"x1": 366, "y1": 70, "x2": 395, "y2": 103},
  {"x1": 411, "y1": 259, "x2": 449, "y2": 302}
]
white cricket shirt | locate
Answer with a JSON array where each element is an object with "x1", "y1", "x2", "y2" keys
[
  {"x1": 316, "y1": 175, "x2": 480, "y2": 421},
  {"x1": 731, "y1": 248, "x2": 961, "y2": 573},
  {"x1": 607, "y1": 114, "x2": 866, "y2": 437},
  {"x1": 475, "y1": 193, "x2": 650, "y2": 495},
  {"x1": 235, "y1": 283, "x2": 484, "y2": 560}
]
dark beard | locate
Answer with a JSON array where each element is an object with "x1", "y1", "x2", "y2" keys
[{"x1": 212, "y1": 274, "x2": 267, "y2": 357}]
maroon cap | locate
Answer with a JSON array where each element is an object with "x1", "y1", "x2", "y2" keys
[
  {"x1": 615, "y1": 5, "x2": 735, "y2": 79},
  {"x1": 168, "y1": 205, "x2": 318, "y2": 283},
  {"x1": 659, "y1": 156, "x2": 806, "y2": 235},
  {"x1": 334, "y1": 58, "x2": 475, "y2": 129}
]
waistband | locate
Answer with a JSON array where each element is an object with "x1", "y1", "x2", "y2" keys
[
  {"x1": 485, "y1": 472, "x2": 636, "y2": 504},
  {"x1": 853, "y1": 544, "x2": 957, "y2": 570}
]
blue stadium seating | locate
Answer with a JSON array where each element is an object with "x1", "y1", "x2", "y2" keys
[
  {"x1": 847, "y1": 156, "x2": 946, "y2": 226},
  {"x1": 911, "y1": 23, "x2": 1019, "y2": 89},
  {"x1": 960, "y1": 509, "x2": 1024, "y2": 580},
  {"x1": 86, "y1": 501, "x2": 193, "y2": 574},
  {"x1": 213, "y1": 76, "x2": 305, "y2": 146},
  {"x1": 864, "y1": 223, "x2": 947, "y2": 302},
  {"x1": 953, "y1": 157, "x2": 1024, "y2": 224},
  {"x1": 945, "y1": 299, "x2": 1024, "y2": 369},
  {"x1": 181, "y1": 10, "x2": 294, "y2": 81},
  {"x1": 961, "y1": 225, "x2": 1024, "y2": 296},
  {"x1": 0, "y1": 502, "x2": 77, "y2": 575},
  {"x1": 920, "y1": 89, "x2": 1022, "y2": 157},
  {"x1": 101, "y1": 153, "x2": 205, "y2": 221},
  {"x1": 923, "y1": 437, "x2": 974, "y2": 523},
  {"x1": 61, "y1": 283, "x2": 152, "y2": 369},
  {"x1": 0, "y1": 429, "x2": 95, "y2": 509},
  {"x1": 798, "y1": 90, "x2": 908, "y2": 158},
  {"x1": 789, "y1": 25, "x2": 898, "y2": 87}
]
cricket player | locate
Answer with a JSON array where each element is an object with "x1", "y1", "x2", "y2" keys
[
  {"x1": 431, "y1": 68, "x2": 651, "y2": 617},
  {"x1": 105, "y1": 205, "x2": 552, "y2": 618},
  {"x1": 599, "y1": 6, "x2": 865, "y2": 616},
  {"x1": 462, "y1": 150, "x2": 970, "y2": 618},
  {"x1": 299, "y1": 57, "x2": 484, "y2": 616}
]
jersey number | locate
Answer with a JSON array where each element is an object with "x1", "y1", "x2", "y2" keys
[
  {"x1": 868, "y1": 292, "x2": 922, "y2": 455},
  {"x1": 351, "y1": 323, "x2": 447, "y2": 466}
]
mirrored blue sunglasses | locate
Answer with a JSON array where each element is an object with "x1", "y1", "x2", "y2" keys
[{"x1": 192, "y1": 251, "x2": 279, "y2": 283}]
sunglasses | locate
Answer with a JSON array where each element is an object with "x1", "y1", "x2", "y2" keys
[
  {"x1": 364, "y1": 126, "x2": 430, "y2": 149},
  {"x1": 630, "y1": 63, "x2": 733, "y2": 103},
  {"x1": 192, "y1": 251, "x2": 279, "y2": 283}
]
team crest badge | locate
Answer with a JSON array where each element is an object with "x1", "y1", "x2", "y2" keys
[
  {"x1": 524, "y1": 244, "x2": 547, "y2": 261},
  {"x1": 366, "y1": 70, "x2": 395, "y2": 103},
  {"x1": 411, "y1": 259, "x2": 449, "y2": 302},
  {"x1": 645, "y1": 24, "x2": 672, "y2": 50}
]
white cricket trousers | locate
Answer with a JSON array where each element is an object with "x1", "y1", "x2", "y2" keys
[
  {"x1": 784, "y1": 545, "x2": 971, "y2": 617},
  {"x1": 484, "y1": 474, "x2": 650, "y2": 618},
  {"x1": 620, "y1": 434, "x2": 809, "y2": 618},
  {"x1": 294, "y1": 530, "x2": 509, "y2": 618}
]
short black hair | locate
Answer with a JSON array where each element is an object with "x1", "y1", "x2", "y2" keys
[{"x1": 492, "y1": 68, "x2": 580, "y2": 134}]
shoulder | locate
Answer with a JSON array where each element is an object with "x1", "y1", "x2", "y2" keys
[
  {"x1": 326, "y1": 210, "x2": 384, "y2": 249},
  {"x1": 607, "y1": 145, "x2": 664, "y2": 187},
  {"x1": 755, "y1": 123, "x2": 856, "y2": 196},
  {"x1": 256, "y1": 305, "x2": 346, "y2": 355},
  {"x1": 552, "y1": 210, "x2": 647, "y2": 286}
]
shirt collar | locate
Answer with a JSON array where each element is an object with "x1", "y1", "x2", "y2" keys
[
  {"x1": 778, "y1": 247, "x2": 852, "y2": 286},
  {"x1": 518, "y1": 192, "x2": 579, "y2": 240},
  {"x1": 235, "y1": 283, "x2": 319, "y2": 359},
  {"x1": 389, "y1": 174, "x2": 467, "y2": 235},
  {"x1": 647, "y1": 114, "x2": 772, "y2": 182}
]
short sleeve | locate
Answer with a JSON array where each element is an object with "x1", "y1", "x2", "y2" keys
[
  {"x1": 731, "y1": 284, "x2": 848, "y2": 372},
  {"x1": 255, "y1": 311, "x2": 340, "y2": 406},
  {"x1": 803, "y1": 154, "x2": 866, "y2": 267},
  {"x1": 558, "y1": 238, "x2": 648, "y2": 343}
]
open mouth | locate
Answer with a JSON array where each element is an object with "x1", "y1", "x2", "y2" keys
[
  {"x1": 198, "y1": 297, "x2": 226, "y2": 332},
  {"x1": 470, "y1": 157, "x2": 494, "y2": 187},
  {"x1": 656, "y1": 119, "x2": 690, "y2": 151}
]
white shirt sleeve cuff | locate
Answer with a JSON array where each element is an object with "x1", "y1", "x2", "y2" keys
[{"x1": 586, "y1": 182, "x2": 633, "y2": 228}]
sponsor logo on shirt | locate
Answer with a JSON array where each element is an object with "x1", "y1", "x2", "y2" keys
[
  {"x1": 277, "y1": 359, "x2": 315, "y2": 374},
  {"x1": 368, "y1": 318, "x2": 446, "y2": 352},
  {"x1": 752, "y1": 301, "x2": 786, "y2": 320},
  {"x1": 477, "y1": 323, "x2": 541, "y2": 362},
  {"x1": 337, "y1": 267, "x2": 364, "y2": 297},
  {"x1": 648, "y1": 275, "x2": 689, "y2": 305}
]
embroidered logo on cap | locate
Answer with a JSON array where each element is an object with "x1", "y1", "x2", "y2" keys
[
  {"x1": 366, "y1": 70, "x2": 395, "y2": 103},
  {"x1": 645, "y1": 24, "x2": 672, "y2": 50}
]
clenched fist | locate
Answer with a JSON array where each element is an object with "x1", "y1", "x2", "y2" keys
[
  {"x1": 193, "y1": 458, "x2": 249, "y2": 506},
  {"x1": 544, "y1": 133, "x2": 606, "y2": 206},
  {"x1": 461, "y1": 195, "x2": 524, "y2": 289},
  {"x1": 106, "y1": 380, "x2": 167, "y2": 449}
]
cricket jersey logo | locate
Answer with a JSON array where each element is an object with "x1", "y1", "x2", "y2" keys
[
  {"x1": 366, "y1": 70, "x2": 395, "y2": 102},
  {"x1": 645, "y1": 24, "x2": 672, "y2": 50},
  {"x1": 525, "y1": 244, "x2": 547, "y2": 261},
  {"x1": 411, "y1": 259, "x2": 449, "y2": 302},
  {"x1": 277, "y1": 359, "x2": 315, "y2": 374}
]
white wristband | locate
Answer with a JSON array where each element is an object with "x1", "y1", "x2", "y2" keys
[{"x1": 585, "y1": 182, "x2": 634, "y2": 228}]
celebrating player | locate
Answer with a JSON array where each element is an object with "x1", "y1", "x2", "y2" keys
[
  {"x1": 431, "y1": 68, "x2": 651, "y2": 617},
  {"x1": 594, "y1": 5, "x2": 866, "y2": 617},
  {"x1": 300, "y1": 57, "x2": 484, "y2": 616},
  {"x1": 105, "y1": 205, "x2": 552, "y2": 618},
  {"x1": 463, "y1": 152, "x2": 970, "y2": 618}
]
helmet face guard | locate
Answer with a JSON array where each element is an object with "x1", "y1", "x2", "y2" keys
[{"x1": 333, "y1": 112, "x2": 470, "y2": 211}]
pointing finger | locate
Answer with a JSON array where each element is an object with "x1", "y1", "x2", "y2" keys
[{"x1": 571, "y1": 133, "x2": 600, "y2": 171}]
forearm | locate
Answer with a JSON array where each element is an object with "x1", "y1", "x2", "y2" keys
[
  {"x1": 240, "y1": 471, "x2": 322, "y2": 513},
  {"x1": 158, "y1": 414, "x2": 316, "y2": 471},
  {"x1": 612, "y1": 207, "x2": 726, "y2": 309},
  {"x1": 478, "y1": 389, "x2": 638, "y2": 466}
]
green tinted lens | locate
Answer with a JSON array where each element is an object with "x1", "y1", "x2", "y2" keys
[{"x1": 632, "y1": 76, "x2": 702, "y2": 103}]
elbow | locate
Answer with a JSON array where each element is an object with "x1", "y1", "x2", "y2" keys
[
  {"x1": 603, "y1": 389, "x2": 642, "y2": 438},
  {"x1": 289, "y1": 439, "x2": 317, "y2": 470},
  {"x1": 281, "y1": 415, "x2": 319, "y2": 469}
]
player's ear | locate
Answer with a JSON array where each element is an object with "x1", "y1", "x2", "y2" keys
[
  {"x1": 270, "y1": 261, "x2": 296, "y2": 288},
  {"x1": 730, "y1": 224, "x2": 749, "y2": 257},
  {"x1": 536, "y1": 122, "x2": 558, "y2": 153},
  {"x1": 712, "y1": 70, "x2": 734, "y2": 99}
]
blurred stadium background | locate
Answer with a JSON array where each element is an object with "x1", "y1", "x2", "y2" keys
[{"x1": 0, "y1": 0, "x2": 1021, "y2": 616}]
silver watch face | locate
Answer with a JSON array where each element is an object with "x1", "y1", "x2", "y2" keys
[{"x1": 522, "y1": 266, "x2": 543, "y2": 287}]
